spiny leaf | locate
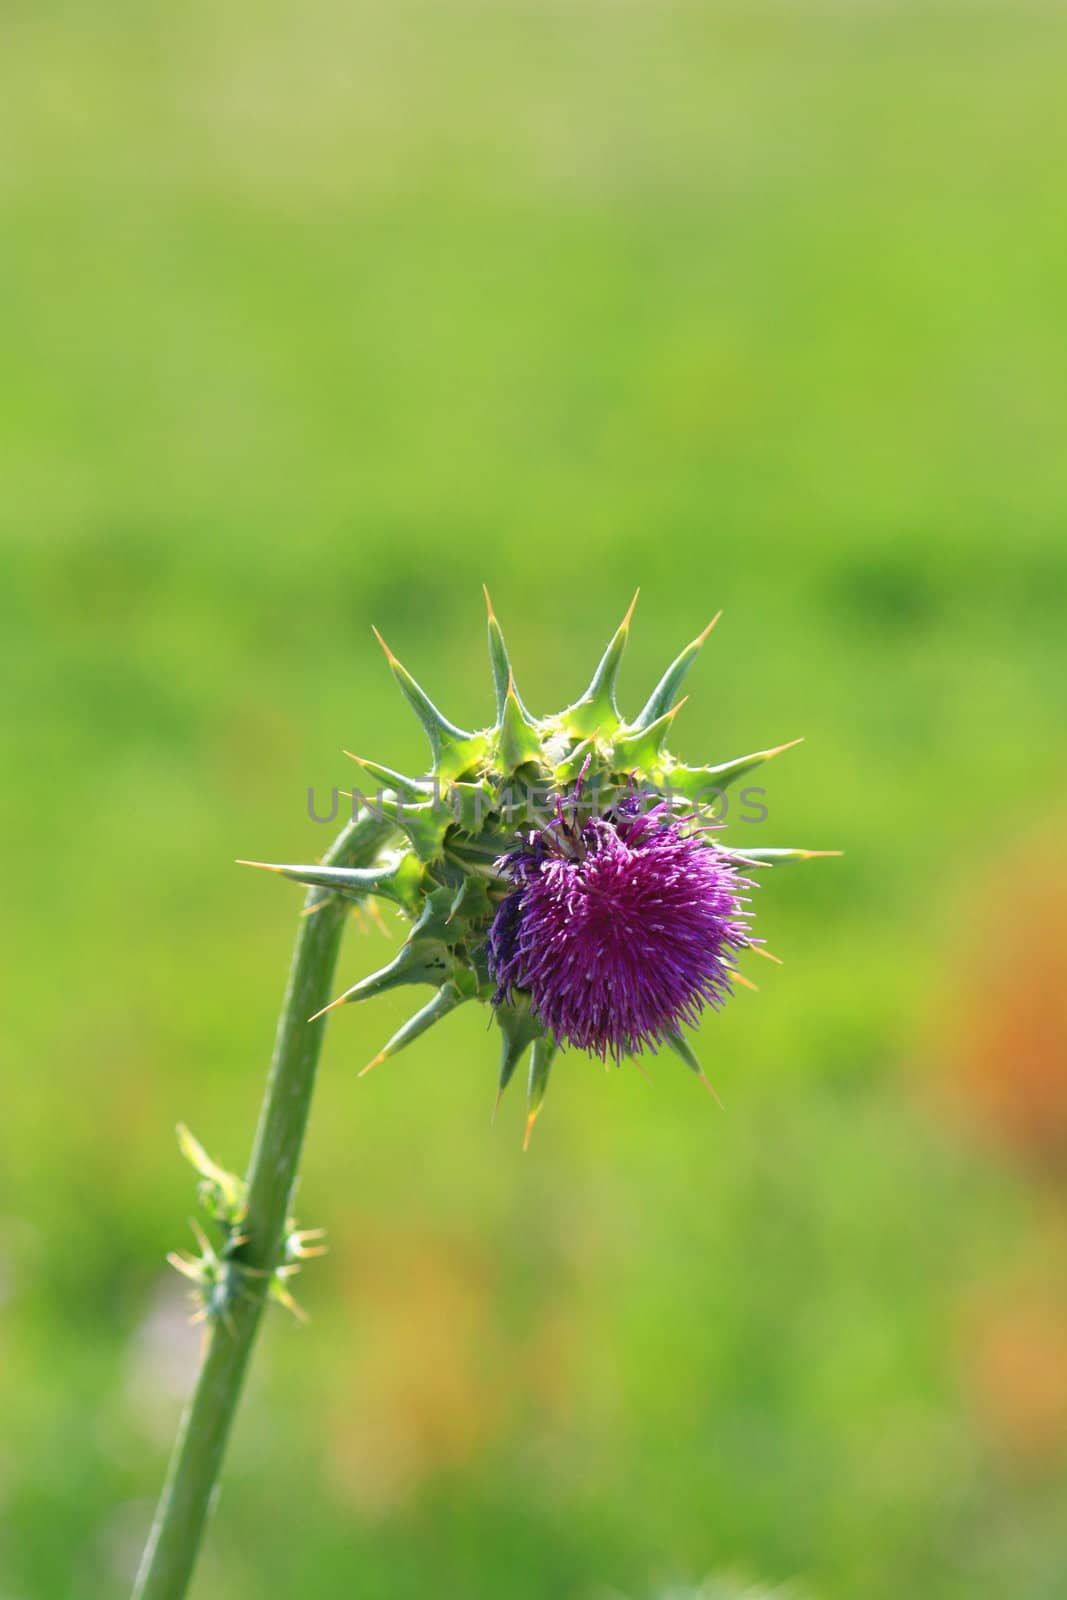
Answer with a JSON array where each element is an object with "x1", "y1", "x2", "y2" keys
[
  {"x1": 563, "y1": 589, "x2": 639, "y2": 737},
  {"x1": 612, "y1": 698, "x2": 687, "y2": 770},
  {"x1": 553, "y1": 735, "x2": 597, "y2": 786},
  {"x1": 344, "y1": 753, "x2": 433, "y2": 803},
  {"x1": 631, "y1": 612, "x2": 720, "y2": 731},
  {"x1": 664, "y1": 739, "x2": 804, "y2": 801},
  {"x1": 493, "y1": 998, "x2": 545, "y2": 1115},
  {"x1": 361, "y1": 982, "x2": 467, "y2": 1076},
  {"x1": 497, "y1": 678, "x2": 543, "y2": 770},
  {"x1": 446, "y1": 872, "x2": 493, "y2": 928},
  {"x1": 444, "y1": 833, "x2": 512, "y2": 880},
  {"x1": 369, "y1": 796, "x2": 451, "y2": 863},
  {"x1": 236, "y1": 854, "x2": 424, "y2": 909},
  {"x1": 447, "y1": 777, "x2": 497, "y2": 833},
  {"x1": 524, "y1": 1035, "x2": 558, "y2": 1149},
  {"x1": 718, "y1": 846, "x2": 842, "y2": 866},
  {"x1": 406, "y1": 883, "x2": 473, "y2": 941},
  {"x1": 371, "y1": 626, "x2": 488, "y2": 777},
  {"x1": 664, "y1": 1029, "x2": 723, "y2": 1107},
  {"x1": 484, "y1": 587, "x2": 536, "y2": 723},
  {"x1": 309, "y1": 935, "x2": 455, "y2": 1020}
]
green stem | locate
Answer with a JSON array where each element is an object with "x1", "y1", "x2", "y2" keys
[{"x1": 132, "y1": 808, "x2": 392, "y2": 1600}]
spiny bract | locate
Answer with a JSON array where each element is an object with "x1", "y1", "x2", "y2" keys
[{"x1": 244, "y1": 591, "x2": 835, "y2": 1145}]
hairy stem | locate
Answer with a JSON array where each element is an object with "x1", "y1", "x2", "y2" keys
[{"x1": 132, "y1": 809, "x2": 392, "y2": 1600}]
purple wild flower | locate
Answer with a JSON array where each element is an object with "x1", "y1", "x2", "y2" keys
[{"x1": 488, "y1": 791, "x2": 754, "y2": 1061}]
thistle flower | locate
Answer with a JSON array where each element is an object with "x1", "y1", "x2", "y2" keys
[
  {"x1": 488, "y1": 791, "x2": 754, "y2": 1061},
  {"x1": 243, "y1": 590, "x2": 835, "y2": 1142}
]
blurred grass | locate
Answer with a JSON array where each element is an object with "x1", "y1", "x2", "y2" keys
[{"x1": 2, "y1": 2, "x2": 1067, "y2": 1597}]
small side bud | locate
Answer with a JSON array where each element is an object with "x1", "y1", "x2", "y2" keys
[{"x1": 176, "y1": 1124, "x2": 247, "y2": 1225}]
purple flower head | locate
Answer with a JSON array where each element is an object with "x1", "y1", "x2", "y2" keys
[{"x1": 487, "y1": 788, "x2": 755, "y2": 1061}]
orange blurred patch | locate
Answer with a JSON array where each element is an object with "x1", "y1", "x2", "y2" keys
[
  {"x1": 323, "y1": 1221, "x2": 576, "y2": 1515},
  {"x1": 964, "y1": 1284, "x2": 1067, "y2": 1468},
  {"x1": 941, "y1": 851, "x2": 1067, "y2": 1177}
]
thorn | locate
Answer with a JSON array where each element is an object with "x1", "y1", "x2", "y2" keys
[
  {"x1": 272, "y1": 1283, "x2": 309, "y2": 1323},
  {"x1": 189, "y1": 1217, "x2": 213, "y2": 1255},
  {"x1": 621, "y1": 587, "x2": 640, "y2": 630},
  {"x1": 370, "y1": 628, "x2": 478, "y2": 760},
  {"x1": 167, "y1": 1251, "x2": 201, "y2": 1282},
  {"x1": 482, "y1": 583, "x2": 496, "y2": 622},
  {"x1": 523, "y1": 1110, "x2": 538, "y2": 1151},
  {"x1": 800, "y1": 849, "x2": 843, "y2": 859},
  {"x1": 751, "y1": 945, "x2": 784, "y2": 965},
  {"x1": 343, "y1": 752, "x2": 427, "y2": 800},
  {"x1": 630, "y1": 1055, "x2": 654, "y2": 1085},
  {"x1": 764, "y1": 736, "x2": 805, "y2": 760},
  {"x1": 370, "y1": 624, "x2": 398, "y2": 666},
  {"x1": 731, "y1": 970, "x2": 759, "y2": 992},
  {"x1": 235, "y1": 859, "x2": 285, "y2": 873},
  {"x1": 697, "y1": 1069, "x2": 725, "y2": 1110},
  {"x1": 718, "y1": 849, "x2": 770, "y2": 868},
  {"x1": 696, "y1": 610, "x2": 722, "y2": 646},
  {"x1": 358, "y1": 1052, "x2": 385, "y2": 1078},
  {"x1": 366, "y1": 899, "x2": 391, "y2": 938},
  {"x1": 491, "y1": 1087, "x2": 503, "y2": 1126},
  {"x1": 308, "y1": 993, "x2": 348, "y2": 1023},
  {"x1": 349, "y1": 904, "x2": 368, "y2": 933},
  {"x1": 299, "y1": 900, "x2": 327, "y2": 918}
]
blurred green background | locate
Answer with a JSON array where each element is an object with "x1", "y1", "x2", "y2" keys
[{"x1": 3, "y1": 2, "x2": 1067, "y2": 1596}]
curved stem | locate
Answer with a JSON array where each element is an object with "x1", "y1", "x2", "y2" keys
[{"x1": 132, "y1": 809, "x2": 393, "y2": 1600}]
